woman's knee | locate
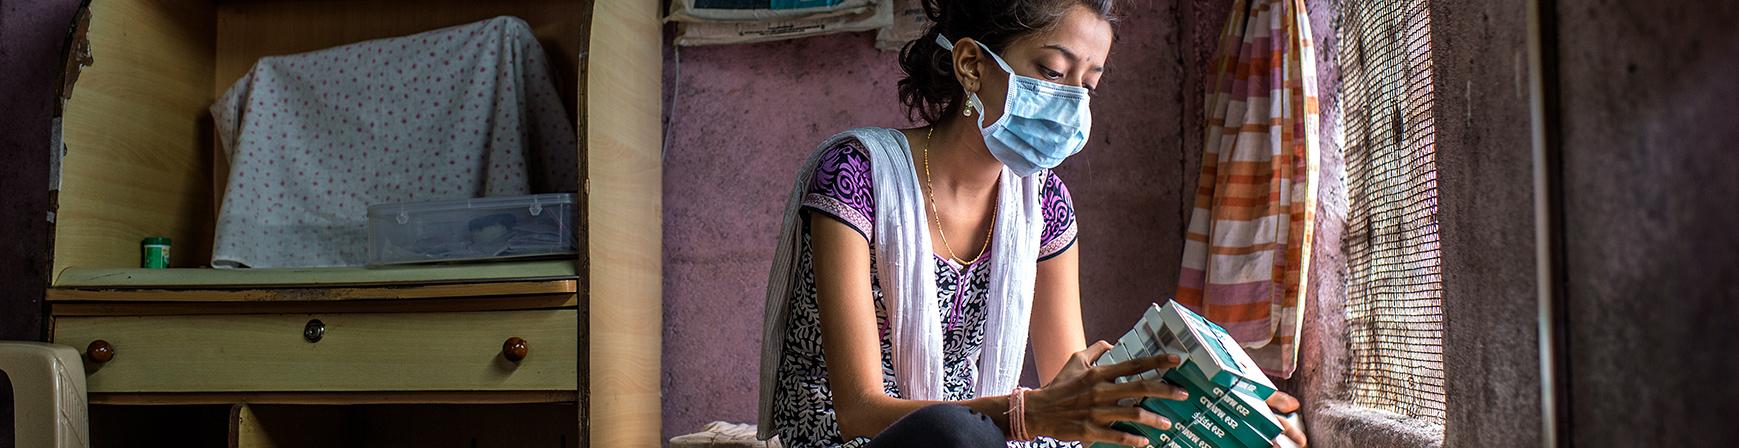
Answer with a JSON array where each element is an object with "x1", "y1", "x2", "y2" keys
[{"x1": 867, "y1": 404, "x2": 1005, "y2": 448}]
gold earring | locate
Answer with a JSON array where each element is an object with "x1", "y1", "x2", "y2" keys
[{"x1": 964, "y1": 104, "x2": 974, "y2": 117}]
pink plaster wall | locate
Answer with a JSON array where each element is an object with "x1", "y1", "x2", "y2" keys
[
  {"x1": 1284, "y1": 0, "x2": 1353, "y2": 442},
  {"x1": 660, "y1": 1, "x2": 1226, "y2": 437}
]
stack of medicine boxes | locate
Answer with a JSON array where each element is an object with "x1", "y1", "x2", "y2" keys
[{"x1": 1091, "y1": 301, "x2": 1286, "y2": 448}]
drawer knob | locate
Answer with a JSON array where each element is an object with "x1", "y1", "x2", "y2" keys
[
  {"x1": 86, "y1": 340, "x2": 114, "y2": 364},
  {"x1": 502, "y1": 337, "x2": 529, "y2": 363},
  {"x1": 303, "y1": 319, "x2": 326, "y2": 343}
]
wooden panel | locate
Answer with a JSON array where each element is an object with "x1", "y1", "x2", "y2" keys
[
  {"x1": 93, "y1": 391, "x2": 576, "y2": 405},
  {"x1": 55, "y1": 310, "x2": 577, "y2": 393},
  {"x1": 48, "y1": 279, "x2": 575, "y2": 302},
  {"x1": 211, "y1": 0, "x2": 586, "y2": 120},
  {"x1": 53, "y1": 259, "x2": 577, "y2": 288},
  {"x1": 52, "y1": 294, "x2": 577, "y2": 316},
  {"x1": 57, "y1": 0, "x2": 217, "y2": 274},
  {"x1": 584, "y1": 0, "x2": 663, "y2": 444}
]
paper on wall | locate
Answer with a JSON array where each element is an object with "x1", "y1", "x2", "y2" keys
[
  {"x1": 875, "y1": 0, "x2": 929, "y2": 51},
  {"x1": 667, "y1": 0, "x2": 877, "y2": 23},
  {"x1": 674, "y1": 0, "x2": 892, "y2": 46}
]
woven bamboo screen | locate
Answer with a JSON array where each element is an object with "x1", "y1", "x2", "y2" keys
[{"x1": 1337, "y1": 0, "x2": 1446, "y2": 424}]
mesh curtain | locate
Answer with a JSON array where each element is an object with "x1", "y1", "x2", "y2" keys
[{"x1": 1337, "y1": 0, "x2": 1447, "y2": 423}]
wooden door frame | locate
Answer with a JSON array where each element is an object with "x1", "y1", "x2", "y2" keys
[{"x1": 583, "y1": 0, "x2": 664, "y2": 445}]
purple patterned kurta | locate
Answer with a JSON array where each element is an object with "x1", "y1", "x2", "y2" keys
[{"x1": 770, "y1": 138, "x2": 1081, "y2": 447}]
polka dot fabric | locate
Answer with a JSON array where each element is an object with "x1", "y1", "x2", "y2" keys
[{"x1": 210, "y1": 16, "x2": 576, "y2": 268}]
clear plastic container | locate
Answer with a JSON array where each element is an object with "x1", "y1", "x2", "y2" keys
[{"x1": 366, "y1": 193, "x2": 577, "y2": 266}]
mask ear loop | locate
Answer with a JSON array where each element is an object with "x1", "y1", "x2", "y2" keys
[
  {"x1": 935, "y1": 35, "x2": 1017, "y2": 76},
  {"x1": 936, "y1": 34, "x2": 1092, "y2": 100},
  {"x1": 938, "y1": 35, "x2": 995, "y2": 124}
]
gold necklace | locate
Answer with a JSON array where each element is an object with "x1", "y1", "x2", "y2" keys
[{"x1": 922, "y1": 126, "x2": 996, "y2": 266}]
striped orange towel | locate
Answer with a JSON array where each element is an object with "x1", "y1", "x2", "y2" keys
[{"x1": 1176, "y1": 0, "x2": 1322, "y2": 379}]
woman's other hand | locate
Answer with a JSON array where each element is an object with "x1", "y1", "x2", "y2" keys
[
  {"x1": 1020, "y1": 341, "x2": 1187, "y2": 445},
  {"x1": 1266, "y1": 391, "x2": 1308, "y2": 447}
]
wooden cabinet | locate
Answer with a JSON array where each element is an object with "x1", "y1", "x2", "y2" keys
[
  {"x1": 50, "y1": 273, "x2": 588, "y2": 446},
  {"x1": 43, "y1": 0, "x2": 663, "y2": 445}
]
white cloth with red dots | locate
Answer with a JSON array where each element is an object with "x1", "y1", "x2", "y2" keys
[{"x1": 210, "y1": 16, "x2": 576, "y2": 268}]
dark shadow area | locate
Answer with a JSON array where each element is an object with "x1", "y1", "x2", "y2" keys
[
  {"x1": 89, "y1": 405, "x2": 231, "y2": 448},
  {"x1": 1, "y1": 369, "x2": 14, "y2": 448}
]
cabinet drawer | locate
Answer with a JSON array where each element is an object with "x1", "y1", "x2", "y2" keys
[{"x1": 53, "y1": 310, "x2": 576, "y2": 393}]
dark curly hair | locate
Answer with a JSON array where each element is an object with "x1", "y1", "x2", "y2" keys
[{"x1": 897, "y1": 0, "x2": 1119, "y2": 125}]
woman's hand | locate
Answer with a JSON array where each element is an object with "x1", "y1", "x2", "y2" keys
[
  {"x1": 1019, "y1": 341, "x2": 1188, "y2": 446},
  {"x1": 1266, "y1": 391, "x2": 1308, "y2": 447}
]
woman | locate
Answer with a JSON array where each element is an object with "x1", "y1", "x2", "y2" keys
[{"x1": 758, "y1": 1, "x2": 1307, "y2": 446}]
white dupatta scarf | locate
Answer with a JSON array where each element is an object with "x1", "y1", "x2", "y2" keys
[{"x1": 758, "y1": 128, "x2": 1046, "y2": 439}]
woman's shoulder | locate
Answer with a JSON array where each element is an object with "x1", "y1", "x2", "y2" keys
[
  {"x1": 803, "y1": 136, "x2": 878, "y2": 238},
  {"x1": 816, "y1": 136, "x2": 871, "y2": 162},
  {"x1": 1041, "y1": 169, "x2": 1073, "y2": 204},
  {"x1": 811, "y1": 136, "x2": 874, "y2": 185},
  {"x1": 812, "y1": 126, "x2": 920, "y2": 159},
  {"x1": 805, "y1": 127, "x2": 905, "y2": 191},
  {"x1": 1038, "y1": 169, "x2": 1078, "y2": 260}
]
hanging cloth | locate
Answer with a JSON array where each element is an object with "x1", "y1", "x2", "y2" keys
[
  {"x1": 1176, "y1": 0, "x2": 1322, "y2": 378},
  {"x1": 210, "y1": 16, "x2": 577, "y2": 268}
]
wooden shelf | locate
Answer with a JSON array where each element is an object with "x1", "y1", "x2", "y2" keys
[
  {"x1": 53, "y1": 260, "x2": 578, "y2": 289},
  {"x1": 51, "y1": 294, "x2": 579, "y2": 316},
  {"x1": 45, "y1": 0, "x2": 665, "y2": 442},
  {"x1": 49, "y1": 279, "x2": 575, "y2": 302}
]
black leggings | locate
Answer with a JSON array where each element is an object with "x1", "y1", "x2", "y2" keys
[{"x1": 865, "y1": 404, "x2": 1008, "y2": 448}]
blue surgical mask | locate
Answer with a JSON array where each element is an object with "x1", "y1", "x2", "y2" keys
[{"x1": 938, "y1": 35, "x2": 1093, "y2": 177}]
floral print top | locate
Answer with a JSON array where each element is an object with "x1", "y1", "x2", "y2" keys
[{"x1": 770, "y1": 138, "x2": 1081, "y2": 447}]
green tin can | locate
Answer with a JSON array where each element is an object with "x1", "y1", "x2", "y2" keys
[{"x1": 141, "y1": 236, "x2": 171, "y2": 269}]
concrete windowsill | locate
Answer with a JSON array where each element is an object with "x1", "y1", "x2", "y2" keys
[{"x1": 1307, "y1": 401, "x2": 1444, "y2": 448}]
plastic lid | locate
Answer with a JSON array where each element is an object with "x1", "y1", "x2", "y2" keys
[
  {"x1": 142, "y1": 236, "x2": 171, "y2": 246},
  {"x1": 365, "y1": 193, "x2": 577, "y2": 216}
]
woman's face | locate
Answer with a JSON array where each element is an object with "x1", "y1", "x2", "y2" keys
[{"x1": 963, "y1": 4, "x2": 1115, "y2": 127}]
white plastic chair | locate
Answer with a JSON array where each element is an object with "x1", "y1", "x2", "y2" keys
[{"x1": 0, "y1": 342, "x2": 89, "y2": 448}]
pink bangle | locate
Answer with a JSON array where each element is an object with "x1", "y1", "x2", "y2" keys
[{"x1": 1006, "y1": 386, "x2": 1033, "y2": 441}]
